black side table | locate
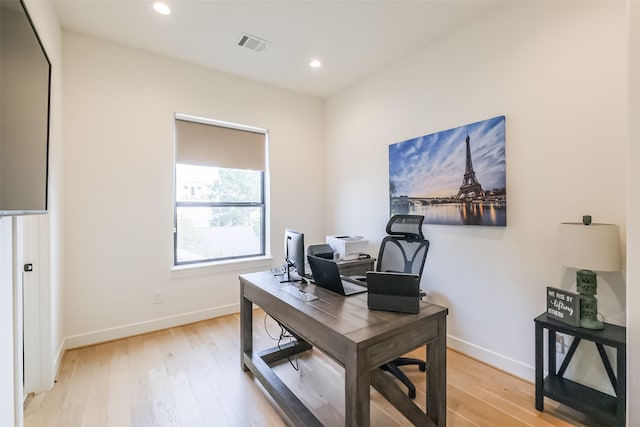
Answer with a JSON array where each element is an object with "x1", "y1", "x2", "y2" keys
[{"x1": 534, "y1": 313, "x2": 626, "y2": 426}]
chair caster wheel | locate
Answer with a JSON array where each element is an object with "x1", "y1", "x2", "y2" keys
[
  {"x1": 419, "y1": 364, "x2": 426, "y2": 372},
  {"x1": 408, "y1": 389, "x2": 416, "y2": 399}
]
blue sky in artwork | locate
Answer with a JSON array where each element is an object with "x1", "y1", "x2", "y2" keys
[{"x1": 389, "y1": 116, "x2": 506, "y2": 198}]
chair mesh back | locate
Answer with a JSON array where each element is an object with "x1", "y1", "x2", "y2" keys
[
  {"x1": 386, "y1": 215, "x2": 424, "y2": 239},
  {"x1": 377, "y1": 238, "x2": 429, "y2": 275},
  {"x1": 377, "y1": 215, "x2": 429, "y2": 277}
]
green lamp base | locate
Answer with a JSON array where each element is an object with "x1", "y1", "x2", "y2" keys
[
  {"x1": 577, "y1": 271, "x2": 604, "y2": 330},
  {"x1": 580, "y1": 316, "x2": 604, "y2": 330}
]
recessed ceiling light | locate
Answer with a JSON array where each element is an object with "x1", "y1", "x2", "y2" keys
[
  {"x1": 153, "y1": 2, "x2": 171, "y2": 15},
  {"x1": 309, "y1": 59, "x2": 322, "y2": 68}
]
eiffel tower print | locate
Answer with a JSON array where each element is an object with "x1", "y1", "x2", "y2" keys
[
  {"x1": 389, "y1": 115, "x2": 506, "y2": 225},
  {"x1": 457, "y1": 134, "x2": 485, "y2": 201}
]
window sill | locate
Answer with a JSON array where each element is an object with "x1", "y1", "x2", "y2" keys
[{"x1": 171, "y1": 256, "x2": 275, "y2": 279}]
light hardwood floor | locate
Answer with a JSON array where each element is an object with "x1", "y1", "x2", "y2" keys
[{"x1": 25, "y1": 309, "x2": 595, "y2": 427}]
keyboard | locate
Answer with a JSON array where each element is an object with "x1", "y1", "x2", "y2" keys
[
  {"x1": 282, "y1": 284, "x2": 318, "y2": 301},
  {"x1": 341, "y1": 275, "x2": 367, "y2": 286},
  {"x1": 340, "y1": 279, "x2": 368, "y2": 295}
]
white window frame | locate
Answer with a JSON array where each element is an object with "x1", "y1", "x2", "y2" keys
[{"x1": 173, "y1": 113, "x2": 270, "y2": 268}]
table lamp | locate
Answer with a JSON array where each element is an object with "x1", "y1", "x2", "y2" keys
[{"x1": 557, "y1": 215, "x2": 621, "y2": 329}]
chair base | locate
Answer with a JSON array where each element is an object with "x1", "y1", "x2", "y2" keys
[{"x1": 381, "y1": 358, "x2": 428, "y2": 399}]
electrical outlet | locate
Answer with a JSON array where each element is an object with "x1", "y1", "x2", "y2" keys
[
  {"x1": 556, "y1": 335, "x2": 566, "y2": 354},
  {"x1": 153, "y1": 290, "x2": 163, "y2": 304}
]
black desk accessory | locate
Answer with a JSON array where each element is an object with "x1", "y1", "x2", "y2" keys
[{"x1": 367, "y1": 272, "x2": 420, "y2": 314}]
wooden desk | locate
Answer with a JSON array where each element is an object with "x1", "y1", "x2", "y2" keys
[{"x1": 240, "y1": 271, "x2": 448, "y2": 427}]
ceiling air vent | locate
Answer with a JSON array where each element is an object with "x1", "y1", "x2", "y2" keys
[{"x1": 237, "y1": 33, "x2": 269, "y2": 52}]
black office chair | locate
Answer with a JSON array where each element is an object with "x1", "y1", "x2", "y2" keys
[{"x1": 377, "y1": 214, "x2": 430, "y2": 399}]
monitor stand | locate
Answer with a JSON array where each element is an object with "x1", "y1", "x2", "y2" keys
[{"x1": 279, "y1": 264, "x2": 303, "y2": 283}]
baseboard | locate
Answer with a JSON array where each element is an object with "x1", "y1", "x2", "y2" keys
[
  {"x1": 52, "y1": 340, "x2": 65, "y2": 382},
  {"x1": 63, "y1": 304, "x2": 240, "y2": 349},
  {"x1": 447, "y1": 334, "x2": 535, "y2": 382}
]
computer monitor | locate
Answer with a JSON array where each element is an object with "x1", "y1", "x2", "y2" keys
[{"x1": 282, "y1": 229, "x2": 305, "y2": 283}]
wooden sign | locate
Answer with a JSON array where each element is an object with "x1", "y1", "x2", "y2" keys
[{"x1": 546, "y1": 287, "x2": 580, "y2": 326}]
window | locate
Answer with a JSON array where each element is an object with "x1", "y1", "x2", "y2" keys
[{"x1": 174, "y1": 115, "x2": 267, "y2": 266}]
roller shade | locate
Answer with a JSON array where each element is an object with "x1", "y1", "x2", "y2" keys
[{"x1": 175, "y1": 118, "x2": 266, "y2": 171}]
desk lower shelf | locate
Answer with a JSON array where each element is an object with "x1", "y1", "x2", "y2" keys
[{"x1": 542, "y1": 376, "x2": 617, "y2": 425}]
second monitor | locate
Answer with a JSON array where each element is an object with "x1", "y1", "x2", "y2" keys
[{"x1": 281, "y1": 228, "x2": 305, "y2": 283}]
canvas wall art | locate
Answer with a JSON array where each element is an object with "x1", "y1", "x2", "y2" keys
[{"x1": 389, "y1": 116, "x2": 506, "y2": 226}]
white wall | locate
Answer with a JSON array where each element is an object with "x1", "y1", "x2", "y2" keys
[
  {"x1": 325, "y1": 0, "x2": 628, "y2": 392},
  {"x1": 627, "y1": 0, "x2": 639, "y2": 424},
  {"x1": 62, "y1": 32, "x2": 325, "y2": 346}
]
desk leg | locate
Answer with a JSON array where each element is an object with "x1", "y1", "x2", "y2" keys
[
  {"x1": 535, "y1": 322, "x2": 544, "y2": 411},
  {"x1": 345, "y1": 347, "x2": 370, "y2": 427},
  {"x1": 426, "y1": 315, "x2": 447, "y2": 426},
  {"x1": 240, "y1": 281, "x2": 252, "y2": 372}
]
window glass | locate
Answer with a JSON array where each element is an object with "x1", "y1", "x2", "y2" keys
[{"x1": 176, "y1": 205, "x2": 263, "y2": 264}]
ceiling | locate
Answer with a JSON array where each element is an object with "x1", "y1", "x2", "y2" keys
[{"x1": 52, "y1": 0, "x2": 502, "y2": 99}]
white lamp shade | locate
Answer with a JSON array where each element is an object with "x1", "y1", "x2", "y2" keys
[{"x1": 557, "y1": 222, "x2": 622, "y2": 271}]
